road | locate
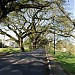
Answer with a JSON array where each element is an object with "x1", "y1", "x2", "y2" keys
[{"x1": 0, "y1": 49, "x2": 49, "y2": 75}]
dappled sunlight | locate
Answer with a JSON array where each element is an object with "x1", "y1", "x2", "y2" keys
[{"x1": 0, "y1": 49, "x2": 49, "y2": 75}]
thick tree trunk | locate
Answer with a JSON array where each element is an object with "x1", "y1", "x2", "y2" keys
[
  {"x1": 19, "y1": 38, "x2": 24, "y2": 52},
  {"x1": 33, "y1": 43, "x2": 36, "y2": 49},
  {"x1": 20, "y1": 46, "x2": 25, "y2": 52}
]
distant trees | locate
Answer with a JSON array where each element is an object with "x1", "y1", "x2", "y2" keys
[
  {"x1": 56, "y1": 40, "x2": 75, "y2": 54},
  {"x1": 67, "y1": 43, "x2": 75, "y2": 55},
  {"x1": 24, "y1": 36, "x2": 49, "y2": 50},
  {"x1": 56, "y1": 40, "x2": 66, "y2": 50}
]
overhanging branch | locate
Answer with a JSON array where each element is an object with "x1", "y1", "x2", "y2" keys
[{"x1": 0, "y1": 29, "x2": 18, "y2": 43}]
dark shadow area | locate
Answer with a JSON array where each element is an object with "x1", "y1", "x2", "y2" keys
[{"x1": 0, "y1": 49, "x2": 49, "y2": 75}]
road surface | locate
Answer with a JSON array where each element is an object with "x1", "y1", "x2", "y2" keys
[{"x1": 0, "y1": 49, "x2": 49, "y2": 75}]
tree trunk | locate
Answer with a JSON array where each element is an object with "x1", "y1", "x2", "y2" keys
[
  {"x1": 33, "y1": 43, "x2": 36, "y2": 49},
  {"x1": 33, "y1": 39, "x2": 37, "y2": 49},
  {"x1": 21, "y1": 46, "x2": 25, "y2": 52},
  {"x1": 19, "y1": 38, "x2": 24, "y2": 52},
  {"x1": 29, "y1": 39, "x2": 33, "y2": 50}
]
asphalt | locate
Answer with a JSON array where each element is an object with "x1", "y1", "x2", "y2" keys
[
  {"x1": 0, "y1": 49, "x2": 69, "y2": 75},
  {"x1": 0, "y1": 49, "x2": 49, "y2": 75}
]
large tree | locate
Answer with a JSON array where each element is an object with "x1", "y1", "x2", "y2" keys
[
  {"x1": 0, "y1": 0, "x2": 75, "y2": 52},
  {"x1": 0, "y1": 9, "x2": 34, "y2": 51},
  {"x1": 0, "y1": 0, "x2": 74, "y2": 25}
]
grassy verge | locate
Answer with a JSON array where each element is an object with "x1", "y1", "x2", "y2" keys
[
  {"x1": 0, "y1": 47, "x2": 30, "y2": 54},
  {"x1": 50, "y1": 50, "x2": 75, "y2": 75},
  {"x1": 0, "y1": 48, "x2": 20, "y2": 53}
]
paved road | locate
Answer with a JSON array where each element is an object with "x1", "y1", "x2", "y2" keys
[{"x1": 0, "y1": 49, "x2": 49, "y2": 75}]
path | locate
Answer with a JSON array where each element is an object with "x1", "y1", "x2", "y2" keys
[
  {"x1": 0, "y1": 49, "x2": 69, "y2": 75},
  {"x1": 0, "y1": 49, "x2": 49, "y2": 75}
]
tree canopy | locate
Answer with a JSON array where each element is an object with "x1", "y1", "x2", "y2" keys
[{"x1": 0, "y1": 0, "x2": 75, "y2": 51}]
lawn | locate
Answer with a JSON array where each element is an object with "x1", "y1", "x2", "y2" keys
[
  {"x1": 0, "y1": 48, "x2": 20, "y2": 53},
  {"x1": 0, "y1": 47, "x2": 29, "y2": 54},
  {"x1": 50, "y1": 51, "x2": 75, "y2": 75}
]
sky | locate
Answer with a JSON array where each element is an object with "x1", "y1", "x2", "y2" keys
[
  {"x1": 66, "y1": 0, "x2": 75, "y2": 19},
  {"x1": 72, "y1": 0, "x2": 75, "y2": 18},
  {"x1": 0, "y1": 0, "x2": 75, "y2": 41}
]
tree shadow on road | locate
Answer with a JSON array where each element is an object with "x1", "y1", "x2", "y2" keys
[{"x1": 0, "y1": 51, "x2": 49, "y2": 75}]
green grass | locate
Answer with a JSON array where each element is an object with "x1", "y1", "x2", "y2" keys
[
  {"x1": 0, "y1": 48, "x2": 21, "y2": 53},
  {"x1": 0, "y1": 47, "x2": 30, "y2": 54},
  {"x1": 50, "y1": 51, "x2": 75, "y2": 75}
]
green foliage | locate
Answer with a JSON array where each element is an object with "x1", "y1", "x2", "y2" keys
[
  {"x1": 56, "y1": 40, "x2": 66, "y2": 50},
  {"x1": 56, "y1": 40, "x2": 75, "y2": 55},
  {"x1": 40, "y1": 37, "x2": 48, "y2": 45},
  {"x1": 67, "y1": 43, "x2": 75, "y2": 55}
]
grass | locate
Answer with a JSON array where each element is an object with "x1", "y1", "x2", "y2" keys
[
  {"x1": 50, "y1": 50, "x2": 75, "y2": 75},
  {"x1": 0, "y1": 48, "x2": 21, "y2": 53},
  {"x1": 0, "y1": 47, "x2": 30, "y2": 54}
]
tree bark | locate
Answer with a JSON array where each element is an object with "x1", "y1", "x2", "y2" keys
[
  {"x1": 33, "y1": 39, "x2": 37, "y2": 49},
  {"x1": 19, "y1": 38, "x2": 24, "y2": 52}
]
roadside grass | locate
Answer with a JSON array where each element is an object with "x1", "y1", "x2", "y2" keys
[
  {"x1": 50, "y1": 50, "x2": 75, "y2": 75},
  {"x1": 0, "y1": 47, "x2": 30, "y2": 54},
  {"x1": 0, "y1": 48, "x2": 20, "y2": 53}
]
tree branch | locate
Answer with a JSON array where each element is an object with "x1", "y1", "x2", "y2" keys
[{"x1": 0, "y1": 29, "x2": 18, "y2": 43}]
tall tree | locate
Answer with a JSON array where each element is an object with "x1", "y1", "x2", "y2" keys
[
  {"x1": 0, "y1": 0, "x2": 74, "y2": 52},
  {"x1": 0, "y1": 10, "x2": 34, "y2": 51}
]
